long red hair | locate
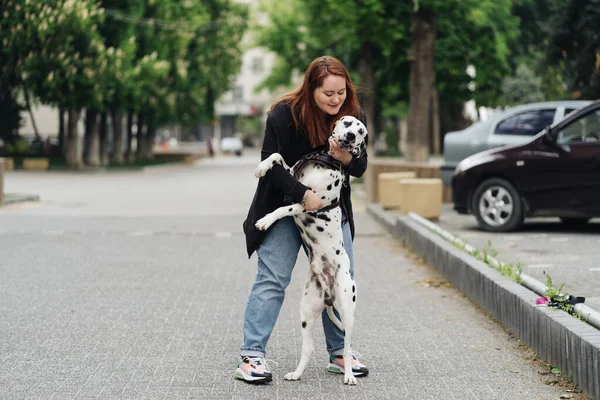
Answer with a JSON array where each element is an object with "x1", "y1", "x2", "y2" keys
[{"x1": 273, "y1": 56, "x2": 360, "y2": 148}]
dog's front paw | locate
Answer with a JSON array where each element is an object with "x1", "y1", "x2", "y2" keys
[
  {"x1": 344, "y1": 374, "x2": 357, "y2": 385},
  {"x1": 254, "y1": 163, "x2": 270, "y2": 178},
  {"x1": 284, "y1": 372, "x2": 302, "y2": 381},
  {"x1": 255, "y1": 215, "x2": 276, "y2": 231}
]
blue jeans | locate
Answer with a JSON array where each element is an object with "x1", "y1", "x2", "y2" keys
[{"x1": 241, "y1": 216, "x2": 354, "y2": 358}]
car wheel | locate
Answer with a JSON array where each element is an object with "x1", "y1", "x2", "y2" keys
[
  {"x1": 560, "y1": 217, "x2": 591, "y2": 227},
  {"x1": 472, "y1": 178, "x2": 524, "y2": 232}
]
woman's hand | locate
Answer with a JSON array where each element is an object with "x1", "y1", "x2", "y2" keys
[
  {"x1": 328, "y1": 138, "x2": 353, "y2": 165},
  {"x1": 302, "y1": 189, "x2": 323, "y2": 211}
]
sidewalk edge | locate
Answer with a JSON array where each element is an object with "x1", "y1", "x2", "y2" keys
[{"x1": 367, "y1": 203, "x2": 600, "y2": 400}]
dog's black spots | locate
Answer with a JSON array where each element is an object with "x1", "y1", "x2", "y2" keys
[
  {"x1": 353, "y1": 295, "x2": 356, "y2": 302},
  {"x1": 271, "y1": 161, "x2": 276, "y2": 165},
  {"x1": 334, "y1": 179, "x2": 340, "y2": 187},
  {"x1": 302, "y1": 217, "x2": 316, "y2": 227},
  {"x1": 321, "y1": 254, "x2": 328, "y2": 262},
  {"x1": 331, "y1": 197, "x2": 338, "y2": 204},
  {"x1": 343, "y1": 120, "x2": 352, "y2": 128},
  {"x1": 327, "y1": 184, "x2": 332, "y2": 191},
  {"x1": 304, "y1": 291, "x2": 308, "y2": 296},
  {"x1": 288, "y1": 207, "x2": 293, "y2": 212},
  {"x1": 305, "y1": 282, "x2": 310, "y2": 289},
  {"x1": 358, "y1": 128, "x2": 364, "y2": 135},
  {"x1": 316, "y1": 214, "x2": 331, "y2": 222},
  {"x1": 321, "y1": 196, "x2": 326, "y2": 200},
  {"x1": 324, "y1": 294, "x2": 333, "y2": 307},
  {"x1": 302, "y1": 321, "x2": 307, "y2": 328},
  {"x1": 317, "y1": 226, "x2": 324, "y2": 232},
  {"x1": 306, "y1": 232, "x2": 318, "y2": 244}
]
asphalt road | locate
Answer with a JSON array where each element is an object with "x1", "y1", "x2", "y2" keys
[{"x1": 436, "y1": 204, "x2": 600, "y2": 311}]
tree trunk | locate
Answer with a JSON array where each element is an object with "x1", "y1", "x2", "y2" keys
[
  {"x1": 357, "y1": 42, "x2": 376, "y2": 151},
  {"x1": 136, "y1": 114, "x2": 146, "y2": 160},
  {"x1": 111, "y1": 109, "x2": 125, "y2": 164},
  {"x1": 65, "y1": 109, "x2": 81, "y2": 169},
  {"x1": 58, "y1": 107, "x2": 65, "y2": 156},
  {"x1": 406, "y1": 7, "x2": 436, "y2": 162},
  {"x1": 23, "y1": 87, "x2": 40, "y2": 140},
  {"x1": 431, "y1": 88, "x2": 440, "y2": 155},
  {"x1": 99, "y1": 112, "x2": 108, "y2": 165},
  {"x1": 126, "y1": 110, "x2": 134, "y2": 162},
  {"x1": 84, "y1": 109, "x2": 100, "y2": 167}
]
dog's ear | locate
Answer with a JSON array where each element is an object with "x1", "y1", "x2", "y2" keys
[{"x1": 352, "y1": 140, "x2": 367, "y2": 158}]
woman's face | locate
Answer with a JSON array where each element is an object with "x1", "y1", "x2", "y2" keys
[{"x1": 313, "y1": 75, "x2": 347, "y2": 115}]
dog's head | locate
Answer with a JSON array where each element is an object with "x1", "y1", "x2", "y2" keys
[{"x1": 331, "y1": 116, "x2": 368, "y2": 158}]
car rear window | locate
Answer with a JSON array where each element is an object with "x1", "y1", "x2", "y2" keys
[{"x1": 494, "y1": 109, "x2": 555, "y2": 136}]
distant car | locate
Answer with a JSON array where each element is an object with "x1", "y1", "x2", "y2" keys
[
  {"x1": 441, "y1": 101, "x2": 591, "y2": 186},
  {"x1": 451, "y1": 99, "x2": 600, "y2": 232},
  {"x1": 220, "y1": 137, "x2": 243, "y2": 156}
]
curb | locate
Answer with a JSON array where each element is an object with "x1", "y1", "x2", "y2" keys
[
  {"x1": 367, "y1": 203, "x2": 600, "y2": 400},
  {"x1": 2, "y1": 193, "x2": 40, "y2": 206}
]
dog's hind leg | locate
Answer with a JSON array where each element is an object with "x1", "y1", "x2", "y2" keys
[
  {"x1": 334, "y1": 268, "x2": 358, "y2": 385},
  {"x1": 284, "y1": 283, "x2": 323, "y2": 381}
]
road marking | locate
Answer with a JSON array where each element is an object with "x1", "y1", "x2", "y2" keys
[
  {"x1": 503, "y1": 235, "x2": 525, "y2": 241},
  {"x1": 128, "y1": 231, "x2": 153, "y2": 236},
  {"x1": 550, "y1": 237, "x2": 569, "y2": 242},
  {"x1": 528, "y1": 264, "x2": 554, "y2": 269},
  {"x1": 589, "y1": 268, "x2": 600, "y2": 272},
  {"x1": 215, "y1": 232, "x2": 232, "y2": 238},
  {"x1": 42, "y1": 230, "x2": 64, "y2": 235}
]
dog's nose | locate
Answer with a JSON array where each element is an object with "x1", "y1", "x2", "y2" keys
[{"x1": 346, "y1": 132, "x2": 356, "y2": 141}]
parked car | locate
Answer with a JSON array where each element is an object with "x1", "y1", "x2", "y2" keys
[
  {"x1": 441, "y1": 101, "x2": 591, "y2": 186},
  {"x1": 220, "y1": 137, "x2": 243, "y2": 156},
  {"x1": 451, "y1": 99, "x2": 600, "y2": 232}
]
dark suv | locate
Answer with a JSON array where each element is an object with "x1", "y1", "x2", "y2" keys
[{"x1": 451, "y1": 100, "x2": 600, "y2": 232}]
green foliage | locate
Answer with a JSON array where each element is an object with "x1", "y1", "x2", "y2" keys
[
  {"x1": 545, "y1": 0, "x2": 600, "y2": 99},
  {"x1": 2, "y1": 0, "x2": 110, "y2": 109},
  {"x1": 501, "y1": 64, "x2": 545, "y2": 105}
]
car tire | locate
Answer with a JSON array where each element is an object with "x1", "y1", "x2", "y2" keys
[
  {"x1": 560, "y1": 217, "x2": 591, "y2": 227},
  {"x1": 472, "y1": 178, "x2": 524, "y2": 232}
]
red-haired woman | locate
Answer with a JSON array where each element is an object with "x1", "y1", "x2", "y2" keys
[{"x1": 236, "y1": 56, "x2": 369, "y2": 383}]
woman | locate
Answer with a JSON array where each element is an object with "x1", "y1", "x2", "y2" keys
[{"x1": 236, "y1": 56, "x2": 369, "y2": 383}]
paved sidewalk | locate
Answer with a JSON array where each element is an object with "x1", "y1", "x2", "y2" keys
[
  {"x1": 0, "y1": 157, "x2": 581, "y2": 399},
  {"x1": 0, "y1": 214, "x2": 577, "y2": 399}
]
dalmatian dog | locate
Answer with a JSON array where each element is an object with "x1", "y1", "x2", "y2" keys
[{"x1": 254, "y1": 115, "x2": 367, "y2": 385}]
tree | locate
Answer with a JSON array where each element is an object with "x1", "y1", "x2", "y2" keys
[
  {"x1": 2, "y1": 0, "x2": 111, "y2": 168},
  {"x1": 545, "y1": 0, "x2": 600, "y2": 99},
  {"x1": 501, "y1": 64, "x2": 544, "y2": 105}
]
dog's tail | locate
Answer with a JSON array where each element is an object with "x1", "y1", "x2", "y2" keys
[{"x1": 326, "y1": 306, "x2": 344, "y2": 332}]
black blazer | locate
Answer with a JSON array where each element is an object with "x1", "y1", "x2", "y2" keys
[{"x1": 243, "y1": 102, "x2": 368, "y2": 258}]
